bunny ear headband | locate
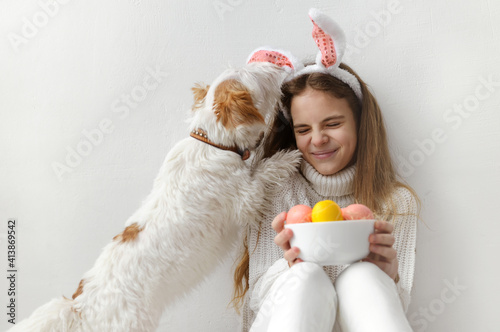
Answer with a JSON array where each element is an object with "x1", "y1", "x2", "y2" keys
[{"x1": 247, "y1": 8, "x2": 363, "y2": 112}]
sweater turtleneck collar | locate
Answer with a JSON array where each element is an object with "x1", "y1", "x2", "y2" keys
[{"x1": 300, "y1": 159, "x2": 356, "y2": 197}]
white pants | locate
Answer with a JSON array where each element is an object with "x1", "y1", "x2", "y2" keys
[{"x1": 249, "y1": 262, "x2": 413, "y2": 332}]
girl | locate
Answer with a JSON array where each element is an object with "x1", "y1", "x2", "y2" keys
[{"x1": 233, "y1": 9, "x2": 419, "y2": 332}]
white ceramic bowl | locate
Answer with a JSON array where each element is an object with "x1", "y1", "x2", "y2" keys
[{"x1": 284, "y1": 220, "x2": 375, "y2": 266}]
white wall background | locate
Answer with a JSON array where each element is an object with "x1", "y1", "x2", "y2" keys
[{"x1": 1, "y1": 0, "x2": 499, "y2": 331}]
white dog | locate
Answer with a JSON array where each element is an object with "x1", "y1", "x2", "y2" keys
[{"x1": 10, "y1": 53, "x2": 301, "y2": 332}]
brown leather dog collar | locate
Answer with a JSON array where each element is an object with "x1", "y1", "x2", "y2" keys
[{"x1": 190, "y1": 128, "x2": 250, "y2": 160}]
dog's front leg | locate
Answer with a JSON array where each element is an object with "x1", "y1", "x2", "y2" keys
[
  {"x1": 237, "y1": 149, "x2": 301, "y2": 229},
  {"x1": 253, "y1": 149, "x2": 302, "y2": 190}
]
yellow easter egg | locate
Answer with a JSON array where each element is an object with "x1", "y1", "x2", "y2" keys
[{"x1": 311, "y1": 200, "x2": 343, "y2": 222}]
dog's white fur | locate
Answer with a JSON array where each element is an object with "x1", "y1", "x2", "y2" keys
[{"x1": 10, "y1": 62, "x2": 301, "y2": 332}]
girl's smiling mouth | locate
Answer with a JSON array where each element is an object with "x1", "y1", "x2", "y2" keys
[{"x1": 311, "y1": 149, "x2": 338, "y2": 159}]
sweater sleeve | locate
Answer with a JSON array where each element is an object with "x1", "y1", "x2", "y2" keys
[{"x1": 390, "y1": 187, "x2": 418, "y2": 313}]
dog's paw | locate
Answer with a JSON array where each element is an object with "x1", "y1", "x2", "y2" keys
[
  {"x1": 256, "y1": 149, "x2": 302, "y2": 184},
  {"x1": 270, "y1": 149, "x2": 302, "y2": 169}
]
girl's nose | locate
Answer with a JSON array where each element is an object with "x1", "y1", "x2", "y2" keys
[{"x1": 311, "y1": 130, "x2": 328, "y2": 146}]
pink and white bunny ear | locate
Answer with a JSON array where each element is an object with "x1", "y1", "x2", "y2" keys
[
  {"x1": 247, "y1": 47, "x2": 302, "y2": 73},
  {"x1": 308, "y1": 8, "x2": 346, "y2": 69},
  {"x1": 290, "y1": 8, "x2": 362, "y2": 100}
]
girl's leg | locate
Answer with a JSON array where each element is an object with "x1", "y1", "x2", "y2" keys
[
  {"x1": 334, "y1": 262, "x2": 412, "y2": 332},
  {"x1": 250, "y1": 262, "x2": 337, "y2": 332}
]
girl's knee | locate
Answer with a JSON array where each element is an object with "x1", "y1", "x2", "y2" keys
[
  {"x1": 335, "y1": 262, "x2": 389, "y2": 291},
  {"x1": 289, "y1": 262, "x2": 329, "y2": 282},
  {"x1": 287, "y1": 262, "x2": 335, "y2": 296}
]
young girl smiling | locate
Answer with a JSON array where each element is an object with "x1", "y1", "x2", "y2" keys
[{"x1": 234, "y1": 9, "x2": 419, "y2": 332}]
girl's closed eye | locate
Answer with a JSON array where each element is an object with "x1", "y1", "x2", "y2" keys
[
  {"x1": 294, "y1": 126, "x2": 310, "y2": 134},
  {"x1": 326, "y1": 122, "x2": 341, "y2": 128}
]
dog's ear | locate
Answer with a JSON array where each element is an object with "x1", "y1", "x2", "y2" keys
[
  {"x1": 191, "y1": 83, "x2": 210, "y2": 110},
  {"x1": 213, "y1": 79, "x2": 265, "y2": 129}
]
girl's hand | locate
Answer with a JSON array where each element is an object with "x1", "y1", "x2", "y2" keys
[
  {"x1": 272, "y1": 212, "x2": 303, "y2": 267},
  {"x1": 362, "y1": 220, "x2": 399, "y2": 281}
]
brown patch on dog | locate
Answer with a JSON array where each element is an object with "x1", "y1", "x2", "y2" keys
[
  {"x1": 191, "y1": 83, "x2": 210, "y2": 110},
  {"x1": 113, "y1": 223, "x2": 143, "y2": 243},
  {"x1": 72, "y1": 279, "x2": 85, "y2": 300},
  {"x1": 213, "y1": 79, "x2": 264, "y2": 129}
]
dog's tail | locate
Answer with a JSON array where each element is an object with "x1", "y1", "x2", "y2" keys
[{"x1": 8, "y1": 297, "x2": 82, "y2": 332}]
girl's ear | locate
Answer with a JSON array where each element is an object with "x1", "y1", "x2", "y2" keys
[{"x1": 191, "y1": 83, "x2": 210, "y2": 110}]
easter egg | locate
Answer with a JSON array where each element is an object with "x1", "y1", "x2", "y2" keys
[
  {"x1": 311, "y1": 200, "x2": 343, "y2": 222},
  {"x1": 341, "y1": 204, "x2": 374, "y2": 220},
  {"x1": 286, "y1": 205, "x2": 312, "y2": 224}
]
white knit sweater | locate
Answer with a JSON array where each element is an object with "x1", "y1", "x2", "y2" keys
[{"x1": 240, "y1": 160, "x2": 418, "y2": 331}]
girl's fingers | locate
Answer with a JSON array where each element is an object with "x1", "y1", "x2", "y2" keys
[
  {"x1": 272, "y1": 212, "x2": 287, "y2": 233},
  {"x1": 369, "y1": 221, "x2": 396, "y2": 261},
  {"x1": 364, "y1": 251, "x2": 383, "y2": 262},
  {"x1": 374, "y1": 220, "x2": 393, "y2": 234},
  {"x1": 272, "y1": 212, "x2": 302, "y2": 266},
  {"x1": 284, "y1": 247, "x2": 300, "y2": 263},
  {"x1": 369, "y1": 233, "x2": 395, "y2": 246},
  {"x1": 366, "y1": 221, "x2": 399, "y2": 280},
  {"x1": 274, "y1": 228, "x2": 293, "y2": 251},
  {"x1": 289, "y1": 258, "x2": 303, "y2": 267},
  {"x1": 369, "y1": 244, "x2": 397, "y2": 261}
]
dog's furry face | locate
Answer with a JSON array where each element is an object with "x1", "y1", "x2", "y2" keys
[{"x1": 189, "y1": 62, "x2": 286, "y2": 150}]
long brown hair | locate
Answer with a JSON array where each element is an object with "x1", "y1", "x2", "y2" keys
[{"x1": 231, "y1": 63, "x2": 420, "y2": 311}]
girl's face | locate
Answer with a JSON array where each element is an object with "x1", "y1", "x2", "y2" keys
[{"x1": 291, "y1": 88, "x2": 357, "y2": 176}]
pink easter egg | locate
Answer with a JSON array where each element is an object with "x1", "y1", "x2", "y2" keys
[
  {"x1": 286, "y1": 205, "x2": 312, "y2": 224},
  {"x1": 341, "y1": 204, "x2": 374, "y2": 220}
]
